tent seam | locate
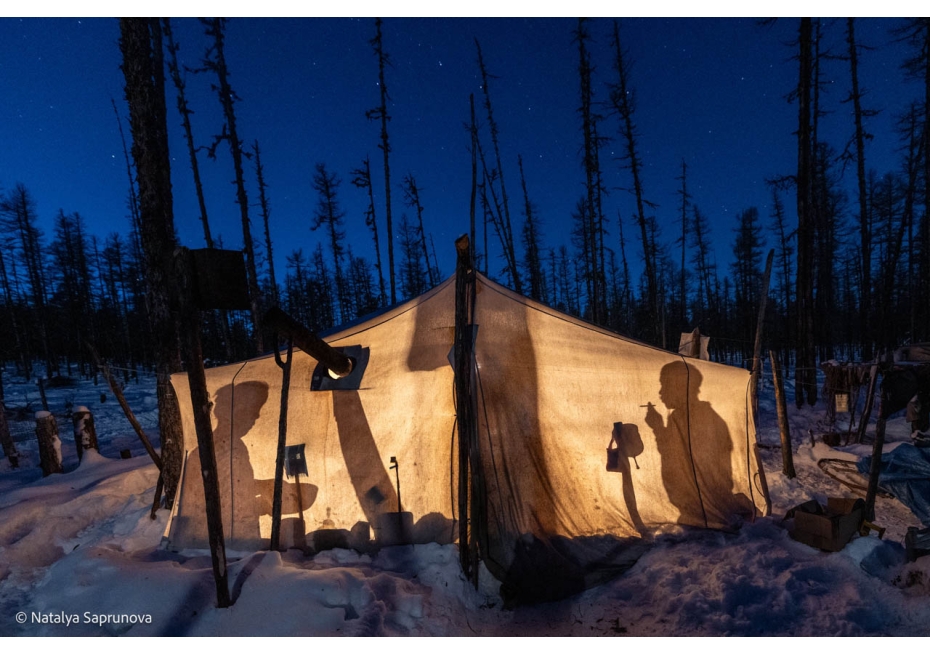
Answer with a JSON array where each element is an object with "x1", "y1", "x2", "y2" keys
[
  {"x1": 682, "y1": 356, "x2": 709, "y2": 529},
  {"x1": 228, "y1": 360, "x2": 249, "y2": 543}
]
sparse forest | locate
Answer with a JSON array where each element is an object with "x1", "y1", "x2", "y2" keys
[{"x1": 1, "y1": 16, "x2": 929, "y2": 406}]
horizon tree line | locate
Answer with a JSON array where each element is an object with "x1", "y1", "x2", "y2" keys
[{"x1": 1, "y1": 17, "x2": 929, "y2": 396}]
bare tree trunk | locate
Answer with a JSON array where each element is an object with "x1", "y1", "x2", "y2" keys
[
  {"x1": 110, "y1": 100, "x2": 143, "y2": 369},
  {"x1": 475, "y1": 39, "x2": 521, "y2": 295},
  {"x1": 518, "y1": 155, "x2": 545, "y2": 302},
  {"x1": 847, "y1": 18, "x2": 873, "y2": 360},
  {"x1": 610, "y1": 20, "x2": 658, "y2": 340},
  {"x1": 769, "y1": 187, "x2": 793, "y2": 366},
  {"x1": 750, "y1": 250, "x2": 775, "y2": 418},
  {"x1": 164, "y1": 18, "x2": 213, "y2": 250},
  {"x1": 367, "y1": 18, "x2": 396, "y2": 305},
  {"x1": 575, "y1": 20, "x2": 603, "y2": 322},
  {"x1": 118, "y1": 17, "x2": 185, "y2": 507},
  {"x1": 795, "y1": 18, "x2": 817, "y2": 408},
  {"x1": 0, "y1": 245, "x2": 30, "y2": 379},
  {"x1": 470, "y1": 95, "x2": 478, "y2": 267},
  {"x1": 253, "y1": 140, "x2": 279, "y2": 306},
  {"x1": 164, "y1": 18, "x2": 234, "y2": 361},
  {"x1": 477, "y1": 140, "x2": 520, "y2": 288},
  {"x1": 351, "y1": 157, "x2": 386, "y2": 306},
  {"x1": 677, "y1": 160, "x2": 690, "y2": 331},
  {"x1": 864, "y1": 373, "x2": 888, "y2": 522},
  {"x1": 924, "y1": 21, "x2": 930, "y2": 339},
  {"x1": 856, "y1": 361, "x2": 879, "y2": 444},
  {"x1": 402, "y1": 174, "x2": 435, "y2": 287},
  {"x1": 202, "y1": 18, "x2": 264, "y2": 354}
]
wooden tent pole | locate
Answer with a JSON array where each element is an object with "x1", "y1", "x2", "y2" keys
[
  {"x1": 270, "y1": 338, "x2": 293, "y2": 551},
  {"x1": 454, "y1": 235, "x2": 484, "y2": 587},
  {"x1": 454, "y1": 235, "x2": 472, "y2": 580}
]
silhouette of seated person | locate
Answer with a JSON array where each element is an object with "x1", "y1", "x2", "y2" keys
[
  {"x1": 607, "y1": 421, "x2": 646, "y2": 533},
  {"x1": 644, "y1": 361, "x2": 748, "y2": 528},
  {"x1": 183, "y1": 381, "x2": 316, "y2": 550}
]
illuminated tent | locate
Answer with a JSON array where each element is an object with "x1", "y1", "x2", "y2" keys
[{"x1": 165, "y1": 272, "x2": 769, "y2": 603}]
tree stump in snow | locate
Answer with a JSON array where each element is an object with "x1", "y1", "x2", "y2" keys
[
  {"x1": 72, "y1": 406, "x2": 99, "y2": 462},
  {"x1": 35, "y1": 411, "x2": 62, "y2": 476}
]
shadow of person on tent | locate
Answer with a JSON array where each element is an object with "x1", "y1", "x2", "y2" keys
[
  {"x1": 645, "y1": 361, "x2": 747, "y2": 528},
  {"x1": 182, "y1": 380, "x2": 317, "y2": 550}
]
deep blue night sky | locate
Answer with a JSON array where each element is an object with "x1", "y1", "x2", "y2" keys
[{"x1": 0, "y1": 17, "x2": 920, "y2": 285}]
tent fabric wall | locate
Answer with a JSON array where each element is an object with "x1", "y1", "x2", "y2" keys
[
  {"x1": 168, "y1": 279, "x2": 459, "y2": 552},
  {"x1": 165, "y1": 273, "x2": 768, "y2": 599},
  {"x1": 467, "y1": 280, "x2": 766, "y2": 601}
]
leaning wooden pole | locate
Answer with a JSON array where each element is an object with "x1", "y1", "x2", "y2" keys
[
  {"x1": 750, "y1": 249, "x2": 775, "y2": 419},
  {"x1": 864, "y1": 370, "x2": 889, "y2": 522},
  {"x1": 770, "y1": 350, "x2": 796, "y2": 478},
  {"x1": 856, "y1": 360, "x2": 879, "y2": 445},
  {"x1": 176, "y1": 248, "x2": 230, "y2": 608},
  {"x1": 88, "y1": 343, "x2": 162, "y2": 471}
]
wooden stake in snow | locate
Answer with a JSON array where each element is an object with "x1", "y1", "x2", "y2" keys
[
  {"x1": 35, "y1": 411, "x2": 63, "y2": 476},
  {"x1": 770, "y1": 350, "x2": 796, "y2": 478},
  {"x1": 72, "y1": 406, "x2": 99, "y2": 462}
]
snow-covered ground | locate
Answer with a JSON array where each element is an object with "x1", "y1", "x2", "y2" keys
[{"x1": 1, "y1": 364, "x2": 929, "y2": 638}]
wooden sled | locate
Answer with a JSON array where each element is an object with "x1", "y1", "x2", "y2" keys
[{"x1": 817, "y1": 458, "x2": 894, "y2": 498}]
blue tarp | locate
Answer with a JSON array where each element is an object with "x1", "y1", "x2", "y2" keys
[{"x1": 858, "y1": 444, "x2": 930, "y2": 527}]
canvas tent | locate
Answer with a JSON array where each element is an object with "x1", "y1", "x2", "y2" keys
[{"x1": 165, "y1": 271, "x2": 769, "y2": 602}]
